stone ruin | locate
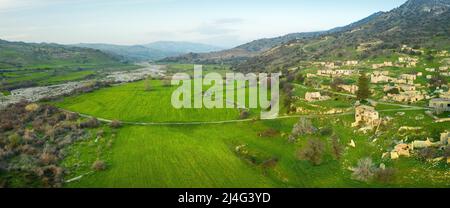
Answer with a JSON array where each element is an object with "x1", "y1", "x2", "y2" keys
[
  {"x1": 351, "y1": 105, "x2": 381, "y2": 129},
  {"x1": 305, "y1": 92, "x2": 330, "y2": 102},
  {"x1": 385, "y1": 131, "x2": 449, "y2": 162},
  {"x1": 338, "y1": 84, "x2": 359, "y2": 94}
]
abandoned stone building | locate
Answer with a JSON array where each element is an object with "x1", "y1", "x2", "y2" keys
[
  {"x1": 412, "y1": 138, "x2": 441, "y2": 149},
  {"x1": 305, "y1": 92, "x2": 330, "y2": 102},
  {"x1": 343, "y1": 60, "x2": 359, "y2": 66},
  {"x1": 440, "y1": 91, "x2": 450, "y2": 99},
  {"x1": 351, "y1": 105, "x2": 381, "y2": 128},
  {"x1": 398, "y1": 84, "x2": 416, "y2": 91},
  {"x1": 399, "y1": 74, "x2": 417, "y2": 85},
  {"x1": 390, "y1": 143, "x2": 411, "y2": 159},
  {"x1": 317, "y1": 69, "x2": 355, "y2": 77},
  {"x1": 338, "y1": 84, "x2": 359, "y2": 94},
  {"x1": 429, "y1": 98, "x2": 450, "y2": 114},
  {"x1": 437, "y1": 50, "x2": 449, "y2": 57},
  {"x1": 372, "y1": 62, "x2": 393, "y2": 69},
  {"x1": 398, "y1": 57, "x2": 418, "y2": 68},
  {"x1": 385, "y1": 90, "x2": 425, "y2": 103},
  {"x1": 383, "y1": 84, "x2": 416, "y2": 92},
  {"x1": 440, "y1": 132, "x2": 449, "y2": 146},
  {"x1": 371, "y1": 73, "x2": 394, "y2": 84},
  {"x1": 373, "y1": 71, "x2": 390, "y2": 76}
]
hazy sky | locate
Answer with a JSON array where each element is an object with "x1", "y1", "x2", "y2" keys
[{"x1": 0, "y1": 0, "x2": 407, "y2": 47}]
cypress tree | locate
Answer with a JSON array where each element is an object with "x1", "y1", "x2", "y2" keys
[{"x1": 356, "y1": 72, "x2": 370, "y2": 100}]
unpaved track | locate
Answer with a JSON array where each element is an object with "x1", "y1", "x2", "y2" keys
[
  {"x1": 59, "y1": 82, "x2": 429, "y2": 126},
  {"x1": 60, "y1": 106, "x2": 424, "y2": 126}
]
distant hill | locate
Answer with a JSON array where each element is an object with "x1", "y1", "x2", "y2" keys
[
  {"x1": 73, "y1": 43, "x2": 172, "y2": 61},
  {"x1": 144, "y1": 41, "x2": 223, "y2": 54},
  {"x1": 0, "y1": 39, "x2": 122, "y2": 69},
  {"x1": 235, "y1": 0, "x2": 450, "y2": 72},
  {"x1": 74, "y1": 41, "x2": 223, "y2": 62}
]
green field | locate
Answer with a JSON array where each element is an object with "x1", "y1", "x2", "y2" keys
[
  {"x1": 0, "y1": 64, "x2": 139, "y2": 91},
  {"x1": 54, "y1": 80, "x2": 264, "y2": 123},
  {"x1": 55, "y1": 79, "x2": 449, "y2": 188}
]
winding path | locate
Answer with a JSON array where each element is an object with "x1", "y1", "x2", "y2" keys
[
  {"x1": 292, "y1": 83, "x2": 430, "y2": 110},
  {"x1": 61, "y1": 106, "x2": 425, "y2": 126}
]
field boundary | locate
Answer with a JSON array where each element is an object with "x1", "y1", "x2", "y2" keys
[{"x1": 60, "y1": 106, "x2": 427, "y2": 126}]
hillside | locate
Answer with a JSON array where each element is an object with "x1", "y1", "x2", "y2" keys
[
  {"x1": 161, "y1": 31, "x2": 324, "y2": 64},
  {"x1": 75, "y1": 41, "x2": 223, "y2": 62},
  {"x1": 235, "y1": 0, "x2": 450, "y2": 71},
  {"x1": 0, "y1": 39, "x2": 122, "y2": 69},
  {"x1": 0, "y1": 39, "x2": 138, "y2": 92}
]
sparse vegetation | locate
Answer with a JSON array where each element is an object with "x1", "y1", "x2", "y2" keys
[
  {"x1": 297, "y1": 138, "x2": 325, "y2": 166},
  {"x1": 0, "y1": 101, "x2": 98, "y2": 187}
]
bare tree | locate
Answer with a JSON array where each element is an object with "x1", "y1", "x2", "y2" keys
[
  {"x1": 297, "y1": 138, "x2": 325, "y2": 165},
  {"x1": 331, "y1": 135, "x2": 343, "y2": 160},
  {"x1": 352, "y1": 157, "x2": 375, "y2": 182},
  {"x1": 288, "y1": 118, "x2": 316, "y2": 142},
  {"x1": 374, "y1": 167, "x2": 396, "y2": 183}
]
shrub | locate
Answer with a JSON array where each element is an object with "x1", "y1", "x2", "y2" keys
[
  {"x1": 386, "y1": 88, "x2": 400, "y2": 95},
  {"x1": 39, "y1": 152, "x2": 58, "y2": 165},
  {"x1": 65, "y1": 112, "x2": 79, "y2": 121},
  {"x1": 92, "y1": 160, "x2": 106, "y2": 171},
  {"x1": 0, "y1": 121, "x2": 14, "y2": 132},
  {"x1": 79, "y1": 118, "x2": 100, "y2": 128},
  {"x1": 288, "y1": 118, "x2": 316, "y2": 142},
  {"x1": 8, "y1": 133, "x2": 22, "y2": 148},
  {"x1": 261, "y1": 157, "x2": 279, "y2": 169},
  {"x1": 331, "y1": 135, "x2": 343, "y2": 160},
  {"x1": 239, "y1": 110, "x2": 250, "y2": 119},
  {"x1": 319, "y1": 127, "x2": 333, "y2": 136},
  {"x1": 110, "y1": 120, "x2": 122, "y2": 128},
  {"x1": 330, "y1": 77, "x2": 345, "y2": 91},
  {"x1": 258, "y1": 128, "x2": 279, "y2": 137},
  {"x1": 444, "y1": 146, "x2": 450, "y2": 160},
  {"x1": 295, "y1": 73, "x2": 305, "y2": 84},
  {"x1": 297, "y1": 138, "x2": 325, "y2": 165},
  {"x1": 352, "y1": 158, "x2": 375, "y2": 182},
  {"x1": 374, "y1": 167, "x2": 396, "y2": 183},
  {"x1": 96, "y1": 129, "x2": 105, "y2": 138},
  {"x1": 44, "y1": 126, "x2": 56, "y2": 139},
  {"x1": 417, "y1": 147, "x2": 437, "y2": 161}
]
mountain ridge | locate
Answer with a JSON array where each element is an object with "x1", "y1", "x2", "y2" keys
[
  {"x1": 73, "y1": 41, "x2": 223, "y2": 62},
  {"x1": 234, "y1": 0, "x2": 450, "y2": 71}
]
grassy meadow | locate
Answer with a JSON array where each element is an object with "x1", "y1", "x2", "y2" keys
[{"x1": 54, "y1": 77, "x2": 449, "y2": 188}]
